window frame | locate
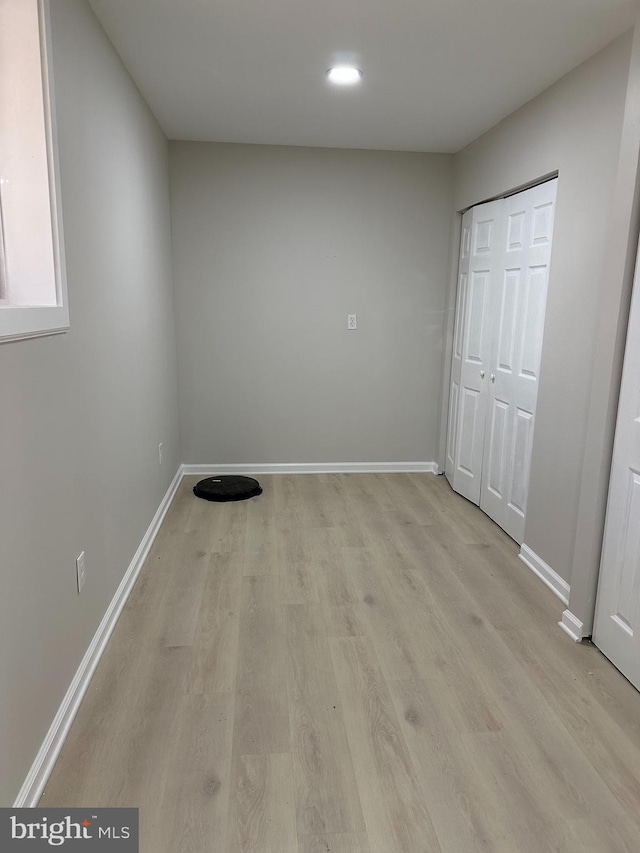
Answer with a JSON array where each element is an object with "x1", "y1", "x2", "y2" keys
[
  {"x1": 0, "y1": 186, "x2": 7, "y2": 300},
  {"x1": 0, "y1": 0, "x2": 69, "y2": 344}
]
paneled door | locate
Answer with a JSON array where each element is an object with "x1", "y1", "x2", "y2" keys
[
  {"x1": 445, "y1": 179, "x2": 557, "y2": 544},
  {"x1": 446, "y1": 199, "x2": 503, "y2": 503},
  {"x1": 479, "y1": 180, "x2": 557, "y2": 542},
  {"x1": 594, "y1": 233, "x2": 640, "y2": 691},
  {"x1": 445, "y1": 207, "x2": 471, "y2": 487}
]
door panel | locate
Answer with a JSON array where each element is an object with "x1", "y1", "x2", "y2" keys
[
  {"x1": 594, "y1": 233, "x2": 640, "y2": 690},
  {"x1": 450, "y1": 199, "x2": 502, "y2": 503},
  {"x1": 445, "y1": 210, "x2": 472, "y2": 481},
  {"x1": 479, "y1": 179, "x2": 557, "y2": 543},
  {"x1": 496, "y1": 268, "x2": 519, "y2": 373},
  {"x1": 507, "y1": 210, "x2": 526, "y2": 250},
  {"x1": 611, "y1": 470, "x2": 640, "y2": 636},
  {"x1": 520, "y1": 265, "x2": 548, "y2": 380},
  {"x1": 532, "y1": 201, "x2": 554, "y2": 245},
  {"x1": 487, "y1": 397, "x2": 508, "y2": 498},
  {"x1": 458, "y1": 388, "x2": 482, "y2": 475},
  {"x1": 473, "y1": 215, "x2": 495, "y2": 255},
  {"x1": 446, "y1": 380, "x2": 459, "y2": 477},
  {"x1": 507, "y1": 407, "x2": 533, "y2": 520},
  {"x1": 465, "y1": 270, "x2": 490, "y2": 364},
  {"x1": 454, "y1": 273, "x2": 468, "y2": 359}
]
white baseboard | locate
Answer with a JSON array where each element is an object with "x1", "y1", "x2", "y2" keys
[
  {"x1": 13, "y1": 465, "x2": 184, "y2": 808},
  {"x1": 182, "y1": 461, "x2": 439, "y2": 475},
  {"x1": 518, "y1": 543, "x2": 570, "y2": 606},
  {"x1": 558, "y1": 609, "x2": 586, "y2": 642}
]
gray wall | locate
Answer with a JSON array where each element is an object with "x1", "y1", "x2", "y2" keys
[
  {"x1": 452, "y1": 32, "x2": 633, "y2": 586},
  {"x1": 170, "y1": 142, "x2": 453, "y2": 464},
  {"x1": 0, "y1": 0, "x2": 180, "y2": 804}
]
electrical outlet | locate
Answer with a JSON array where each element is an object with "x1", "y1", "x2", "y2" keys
[
  {"x1": 348, "y1": 313, "x2": 357, "y2": 330},
  {"x1": 158, "y1": 442, "x2": 163, "y2": 465},
  {"x1": 76, "y1": 551, "x2": 86, "y2": 594}
]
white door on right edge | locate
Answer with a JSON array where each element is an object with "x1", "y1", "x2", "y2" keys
[
  {"x1": 479, "y1": 179, "x2": 557, "y2": 543},
  {"x1": 594, "y1": 233, "x2": 640, "y2": 691}
]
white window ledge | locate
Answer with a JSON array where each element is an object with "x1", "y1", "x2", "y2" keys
[{"x1": 0, "y1": 304, "x2": 69, "y2": 344}]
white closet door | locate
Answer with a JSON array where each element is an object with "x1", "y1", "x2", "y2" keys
[
  {"x1": 445, "y1": 207, "x2": 472, "y2": 483},
  {"x1": 479, "y1": 179, "x2": 557, "y2": 543},
  {"x1": 448, "y1": 199, "x2": 503, "y2": 504},
  {"x1": 593, "y1": 235, "x2": 640, "y2": 690}
]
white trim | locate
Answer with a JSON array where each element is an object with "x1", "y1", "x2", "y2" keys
[
  {"x1": 0, "y1": 307, "x2": 69, "y2": 344},
  {"x1": 558, "y1": 609, "x2": 586, "y2": 643},
  {"x1": 518, "y1": 543, "x2": 570, "y2": 605},
  {"x1": 13, "y1": 465, "x2": 183, "y2": 808},
  {"x1": 182, "y1": 461, "x2": 439, "y2": 476}
]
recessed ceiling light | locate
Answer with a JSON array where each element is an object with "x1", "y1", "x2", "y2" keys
[{"x1": 327, "y1": 65, "x2": 362, "y2": 86}]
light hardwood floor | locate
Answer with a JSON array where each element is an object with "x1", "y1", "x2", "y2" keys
[{"x1": 41, "y1": 474, "x2": 640, "y2": 852}]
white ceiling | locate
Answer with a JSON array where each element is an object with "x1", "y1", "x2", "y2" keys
[{"x1": 88, "y1": 0, "x2": 637, "y2": 153}]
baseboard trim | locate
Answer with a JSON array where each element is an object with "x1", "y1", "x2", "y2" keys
[
  {"x1": 182, "y1": 461, "x2": 439, "y2": 475},
  {"x1": 518, "y1": 543, "x2": 570, "y2": 606},
  {"x1": 13, "y1": 465, "x2": 183, "y2": 808},
  {"x1": 558, "y1": 609, "x2": 586, "y2": 642}
]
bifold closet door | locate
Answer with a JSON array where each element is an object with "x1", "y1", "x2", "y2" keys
[
  {"x1": 446, "y1": 199, "x2": 503, "y2": 504},
  {"x1": 593, "y1": 232, "x2": 640, "y2": 692},
  {"x1": 446, "y1": 179, "x2": 557, "y2": 544},
  {"x1": 444, "y1": 207, "x2": 471, "y2": 488},
  {"x1": 479, "y1": 180, "x2": 557, "y2": 543}
]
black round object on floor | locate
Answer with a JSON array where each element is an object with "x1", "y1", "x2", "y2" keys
[{"x1": 193, "y1": 475, "x2": 263, "y2": 502}]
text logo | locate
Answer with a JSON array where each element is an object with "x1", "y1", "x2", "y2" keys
[{"x1": 1, "y1": 809, "x2": 138, "y2": 851}]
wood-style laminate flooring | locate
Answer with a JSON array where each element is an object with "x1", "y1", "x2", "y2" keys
[{"x1": 41, "y1": 474, "x2": 640, "y2": 852}]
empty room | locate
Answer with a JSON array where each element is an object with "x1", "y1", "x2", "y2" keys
[{"x1": 3, "y1": 0, "x2": 640, "y2": 850}]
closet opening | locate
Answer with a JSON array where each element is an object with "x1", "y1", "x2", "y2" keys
[{"x1": 444, "y1": 177, "x2": 558, "y2": 544}]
